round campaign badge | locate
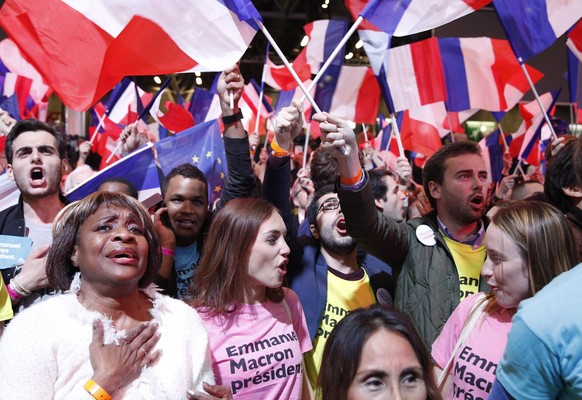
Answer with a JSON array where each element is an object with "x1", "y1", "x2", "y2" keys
[{"x1": 416, "y1": 224, "x2": 436, "y2": 246}]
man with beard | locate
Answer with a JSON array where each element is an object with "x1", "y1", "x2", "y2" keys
[
  {"x1": 263, "y1": 104, "x2": 393, "y2": 390},
  {"x1": 0, "y1": 119, "x2": 68, "y2": 314},
  {"x1": 314, "y1": 112, "x2": 489, "y2": 347}
]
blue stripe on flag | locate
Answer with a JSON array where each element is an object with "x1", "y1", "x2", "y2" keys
[
  {"x1": 360, "y1": 0, "x2": 411, "y2": 35},
  {"x1": 440, "y1": 38, "x2": 471, "y2": 112},
  {"x1": 274, "y1": 89, "x2": 295, "y2": 114},
  {"x1": 218, "y1": 0, "x2": 262, "y2": 30},
  {"x1": 324, "y1": 20, "x2": 349, "y2": 66},
  {"x1": 493, "y1": 0, "x2": 555, "y2": 61}
]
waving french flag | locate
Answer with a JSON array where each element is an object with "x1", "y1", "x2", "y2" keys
[
  {"x1": 357, "y1": 0, "x2": 491, "y2": 37},
  {"x1": 479, "y1": 130, "x2": 505, "y2": 184},
  {"x1": 400, "y1": 102, "x2": 449, "y2": 159},
  {"x1": 516, "y1": 90, "x2": 560, "y2": 165},
  {"x1": 304, "y1": 20, "x2": 348, "y2": 74},
  {"x1": 263, "y1": 49, "x2": 312, "y2": 91},
  {"x1": 378, "y1": 37, "x2": 447, "y2": 113},
  {"x1": 439, "y1": 37, "x2": 542, "y2": 112},
  {"x1": 493, "y1": 0, "x2": 582, "y2": 61},
  {"x1": 326, "y1": 66, "x2": 380, "y2": 124},
  {"x1": 0, "y1": 0, "x2": 261, "y2": 111}
]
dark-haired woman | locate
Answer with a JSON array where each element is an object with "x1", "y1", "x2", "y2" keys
[
  {"x1": 0, "y1": 192, "x2": 214, "y2": 398},
  {"x1": 192, "y1": 198, "x2": 312, "y2": 399}
]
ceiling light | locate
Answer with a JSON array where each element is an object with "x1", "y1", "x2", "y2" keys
[
  {"x1": 345, "y1": 52, "x2": 354, "y2": 60},
  {"x1": 355, "y1": 40, "x2": 363, "y2": 49},
  {"x1": 153, "y1": 76, "x2": 162, "y2": 84},
  {"x1": 196, "y1": 77, "x2": 203, "y2": 85},
  {"x1": 300, "y1": 35, "x2": 309, "y2": 47}
]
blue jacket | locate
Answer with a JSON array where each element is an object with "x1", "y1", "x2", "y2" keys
[{"x1": 263, "y1": 157, "x2": 394, "y2": 340}]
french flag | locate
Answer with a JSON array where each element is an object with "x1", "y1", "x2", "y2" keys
[
  {"x1": 0, "y1": 0, "x2": 261, "y2": 111},
  {"x1": 322, "y1": 66, "x2": 380, "y2": 124},
  {"x1": 106, "y1": 80, "x2": 153, "y2": 126},
  {"x1": 304, "y1": 20, "x2": 348, "y2": 73},
  {"x1": 400, "y1": 102, "x2": 447, "y2": 159},
  {"x1": 188, "y1": 74, "x2": 222, "y2": 126},
  {"x1": 358, "y1": 0, "x2": 492, "y2": 37},
  {"x1": 379, "y1": 37, "x2": 447, "y2": 113},
  {"x1": 479, "y1": 129, "x2": 505, "y2": 184},
  {"x1": 493, "y1": 0, "x2": 582, "y2": 61},
  {"x1": 439, "y1": 37, "x2": 542, "y2": 112},
  {"x1": 514, "y1": 90, "x2": 560, "y2": 165},
  {"x1": 567, "y1": 20, "x2": 582, "y2": 63},
  {"x1": 263, "y1": 49, "x2": 312, "y2": 91},
  {"x1": 149, "y1": 91, "x2": 195, "y2": 134},
  {"x1": 0, "y1": 38, "x2": 50, "y2": 105}
]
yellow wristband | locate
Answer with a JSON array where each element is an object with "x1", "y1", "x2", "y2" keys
[{"x1": 84, "y1": 379, "x2": 113, "y2": 400}]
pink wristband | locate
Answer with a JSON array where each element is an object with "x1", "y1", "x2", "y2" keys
[
  {"x1": 6, "y1": 283, "x2": 22, "y2": 302},
  {"x1": 161, "y1": 247, "x2": 175, "y2": 257}
]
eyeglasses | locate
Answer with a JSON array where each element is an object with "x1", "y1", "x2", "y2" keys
[{"x1": 317, "y1": 198, "x2": 341, "y2": 214}]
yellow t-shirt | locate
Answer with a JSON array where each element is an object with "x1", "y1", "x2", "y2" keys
[
  {"x1": 305, "y1": 268, "x2": 375, "y2": 388},
  {"x1": 442, "y1": 234, "x2": 486, "y2": 301},
  {"x1": 0, "y1": 273, "x2": 14, "y2": 322}
]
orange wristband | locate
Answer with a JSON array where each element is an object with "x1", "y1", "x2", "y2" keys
[
  {"x1": 341, "y1": 168, "x2": 363, "y2": 186},
  {"x1": 84, "y1": 379, "x2": 113, "y2": 400},
  {"x1": 270, "y1": 140, "x2": 290, "y2": 155}
]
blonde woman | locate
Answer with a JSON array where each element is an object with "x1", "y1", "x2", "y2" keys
[{"x1": 432, "y1": 201, "x2": 576, "y2": 399}]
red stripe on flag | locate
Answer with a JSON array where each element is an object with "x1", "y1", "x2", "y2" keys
[
  {"x1": 400, "y1": 110, "x2": 442, "y2": 158},
  {"x1": 0, "y1": 0, "x2": 118, "y2": 110},
  {"x1": 104, "y1": 16, "x2": 197, "y2": 76},
  {"x1": 354, "y1": 68, "x2": 381, "y2": 124},
  {"x1": 410, "y1": 38, "x2": 446, "y2": 106},
  {"x1": 464, "y1": 0, "x2": 493, "y2": 10}
]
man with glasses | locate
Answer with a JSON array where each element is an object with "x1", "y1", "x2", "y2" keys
[
  {"x1": 314, "y1": 112, "x2": 489, "y2": 347},
  {"x1": 263, "y1": 104, "x2": 393, "y2": 390}
]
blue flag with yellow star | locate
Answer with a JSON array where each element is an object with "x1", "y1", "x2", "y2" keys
[{"x1": 154, "y1": 119, "x2": 227, "y2": 205}]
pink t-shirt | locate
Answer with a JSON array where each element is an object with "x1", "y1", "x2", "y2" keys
[
  {"x1": 199, "y1": 289, "x2": 312, "y2": 399},
  {"x1": 432, "y1": 293, "x2": 512, "y2": 400}
]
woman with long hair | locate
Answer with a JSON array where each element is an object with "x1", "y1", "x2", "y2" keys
[
  {"x1": 191, "y1": 197, "x2": 312, "y2": 399},
  {"x1": 432, "y1": 200, "x2": 576, "y2": 399}
]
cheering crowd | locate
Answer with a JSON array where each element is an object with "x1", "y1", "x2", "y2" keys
[{"x1": 0, "y1": 61, "x2": 580, "y2": 400}]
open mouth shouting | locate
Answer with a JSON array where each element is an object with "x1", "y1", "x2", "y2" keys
[
  {"x1": 30, "y1": 167, "x2": 45, "y2": 186},
  {"x1": 336, "y1": 217, "x2": 348, "y2": 236}
]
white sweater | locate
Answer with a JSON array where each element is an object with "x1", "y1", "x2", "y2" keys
[{"x1": 0, "y1": 277, "x2": 215, "y2": 399}]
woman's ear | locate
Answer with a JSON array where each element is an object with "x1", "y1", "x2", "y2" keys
[{"x1": 70, "y1": 246, "x2": 79, "y2": 268}]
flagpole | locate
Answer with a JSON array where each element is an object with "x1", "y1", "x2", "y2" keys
[
  {"x1": 497, "y1": 124, "x2": 510, "y2": 153},
  {"x1": 300, "y1": 17, "x2": 364, "y2": 102},
  {"x1": 90, "y1": 111, "x2": 107, "y2": 145},
  {"x1": 303, "y1": 124, "x2": 310, "y2": 168},
  {"x1": 254, "y1": 43, "x2": 270, "y2": 135},
  {"x1": 518, "y1": 58, "x2": 558, "y2": 140},
  {"x1": 257, "y1": 19, "x2": 348, "y2": 155}
]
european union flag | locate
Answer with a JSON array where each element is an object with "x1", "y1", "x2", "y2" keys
[{"x1": 155, "y1": 119, "x2": 227, "y2": 205}]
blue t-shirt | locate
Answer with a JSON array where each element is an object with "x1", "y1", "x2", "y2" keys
[
  {"x1": 494, "y1": 263, "x2": 582, "y2": 399},
  {"x1": 174, "y1": 242, "x2": 200, "y2": 300}
]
